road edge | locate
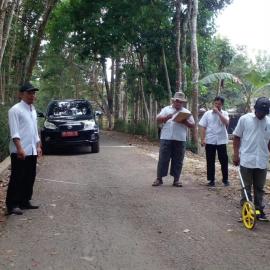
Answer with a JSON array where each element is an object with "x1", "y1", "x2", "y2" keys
[{"x1": 0, "y1": 156, "x2": 10, "y2": 176}]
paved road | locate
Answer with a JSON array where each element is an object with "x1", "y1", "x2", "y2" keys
[{"x1": 0, "y1": 131, "x2": 270, "y2": 270}]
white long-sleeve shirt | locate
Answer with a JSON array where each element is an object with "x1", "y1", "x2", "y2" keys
[{"x1": 8, "y1": 100, "x2": 40, "y2": 155}]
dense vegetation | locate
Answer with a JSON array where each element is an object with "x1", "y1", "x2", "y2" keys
[{"x1": 0, "y1": 0, "x2": 269, "y2": 160}]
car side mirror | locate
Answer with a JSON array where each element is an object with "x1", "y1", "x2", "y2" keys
[
  {"x1": 95, "y1": 111, "x2": 102, "y2": 117},
  {"x1": 37, "y1": 111, "x2": 45, "y2": 117}
]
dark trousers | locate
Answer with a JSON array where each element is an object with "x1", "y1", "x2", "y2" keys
[
  {"x1": 6, "y1": 154, "x2": 37, "y2": 210},
  {"x1": 240, "y1": 166, "x2": 267, "y2": 211},
  {"x1": 205, "y1": 144, "x2": 228, "y2": 182},
  {"x1": 157, "y1": 140, "x2": 186, "y2": 181}
]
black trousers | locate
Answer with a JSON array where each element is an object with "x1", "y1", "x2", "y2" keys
[
  {"x1": 6, "y1": 154, "x2": 37, "y2": 210},
  {"x1": 205, "y1": 144, "x2": 228, "y2": 182}
]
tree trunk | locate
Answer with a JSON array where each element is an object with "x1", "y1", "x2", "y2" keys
[
  {"x1": 0, "y1": 0, "x2": 8, "y2": 67},
  {"x1": 114, "y1": 57, "x2": 121, "y2": 121},
  {"x1": 101, "y1": 57, "x2": 114, "y2": 129},
  {"x1": 25, "y1": 0, "x2": 58, "y2": 81},
  {"x1": 161, "y1": 46, "x2": 172, "y2": 101},
  {"x1": 122, "y1": 86, "x2": 127, "y2": 120},
  {"x1": 138, "y1": 52, "x2": 150, "y2": 125},
  {"x1": 6, "y1": 0, "x2": 20, "y2": 102},
  {"x1": 0, "y1": 0, "x2": 17, "y2": 70},
  {"x1": 181, "y1": 2, "x2": 191, "y2": 93},
  {"x1": 175, "y1": 0, "x2": 182, "y2": 92},
  {"x1": 190, "y1": 0, "x2": 199, "y2": 152},
  {"x1": 110, "y1": 57, "x2": 115, "y2": 106}
]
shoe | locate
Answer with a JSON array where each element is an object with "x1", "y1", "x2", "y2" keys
[
  {"x1": 20, "y1": 202, "x2": 39, "y2": 210},
  {"x1": 152, "y1": 178, "x2": 163, "y2": 187},
  {"x1": 172, "y1": 181, "x2": 183, "y2": 187},
  {"x1": 206, "y1": 181, "x2": 215, "y2": 187},
  {"x1": 256, "y1": 210, "x2": 269, "y2": 222},
  {"x1": 223, "y1": 180, "x2": 230, "y2": 187},
  {"x1": 8, "y1": 207, "x2": 23, "y2": 215}
]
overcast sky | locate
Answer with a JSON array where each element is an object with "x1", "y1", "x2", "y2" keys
[{"x1": 216, "y1": 0, "x2": 270, "y2": 58}]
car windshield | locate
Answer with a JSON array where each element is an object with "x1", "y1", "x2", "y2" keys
[{"x1": 47, "y1": 100, "x2": 93, "y2": 120}]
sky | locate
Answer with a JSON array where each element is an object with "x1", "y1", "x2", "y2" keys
[{"x1": 216, "y1": 0, "x2": 270, "y2": 59}]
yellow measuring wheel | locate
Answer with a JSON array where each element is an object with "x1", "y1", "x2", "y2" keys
[
  {"x1": 238, "y1": 167, "x2": 261, "y2": 230},
  {"x1": 241, "y1": 201, "x2": 256, "y2": 230}
]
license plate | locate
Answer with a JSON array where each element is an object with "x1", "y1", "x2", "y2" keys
[{"x1": 61, "y1": 131, "x2": 78, "y2": 137}]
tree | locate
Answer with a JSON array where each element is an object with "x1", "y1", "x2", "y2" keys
[{"x1": 190, "y1": 0, "x2": 199, "y2": 151}]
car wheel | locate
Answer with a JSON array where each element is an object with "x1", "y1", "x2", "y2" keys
[{"x1": 91, "y1": 142, "x2": 100, "y2": 153}]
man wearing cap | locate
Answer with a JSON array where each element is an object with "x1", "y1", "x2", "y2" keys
[
  {"x1": 199, "y1": 96, "x2": 230, "y2": 187},
  {"x1": 233, "y1": 97, "x2": 270, "y2": 221},
  {"x1": 6, "y1": 82, "x2": 41, "y2": 215},
  {"x1": 152, "y1": 91, "x2": 195, "y2": 187}
]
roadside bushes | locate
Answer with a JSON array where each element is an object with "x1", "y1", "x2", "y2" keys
[
  {"x1": 114, "y1": 119, "x2": 158, "y2": 139},
  {"x1": 0, "y1": 105, "x2": 10, "y2": 162}
]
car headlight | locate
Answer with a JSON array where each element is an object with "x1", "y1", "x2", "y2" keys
[
  {"x1": 82, "y1": 120, "x2": 96, "y2": 130},
  {"x1": 44, "y1": 120, "x2": 57, "y2": 130}
]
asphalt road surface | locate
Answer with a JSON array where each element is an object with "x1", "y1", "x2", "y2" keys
[{"x1": 0, "y1": 131, "x2": 270, "y2": 270}]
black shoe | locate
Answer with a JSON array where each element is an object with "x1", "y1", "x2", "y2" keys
[
  {"x1": 172, "y1": 181, "x2": 183, "y2": 187},
  {"x1": 152, "y1": 178, "x2": 163, "y2": 187},
  {"x1": 206, "y1": 181, "x2": 215, "y2": 187},
  {"x1": 8, "y1": 207, "x2": 23, "y2": 215},
  {"x1": 20, "y1": 202, "x2": 39, "y2": 210},
  {"x1": 256, "y1": 210, "x2": 269, "y2": 222},
  {"x1": 223, "y1": 180, "x2": 230, "y2": 187}
]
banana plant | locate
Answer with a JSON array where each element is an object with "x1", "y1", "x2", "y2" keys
[
  {"x1": 199, "y1": 72, "x2": 242, "y2": 96},
  {"x1": 199, "y1": 71, "x2": 270, "y2": 112}
]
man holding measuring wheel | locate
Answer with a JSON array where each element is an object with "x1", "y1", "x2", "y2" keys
[{"x1": 233, "y1": 97, "x2": 270, "y2": 222}]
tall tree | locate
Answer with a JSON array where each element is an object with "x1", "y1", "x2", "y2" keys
[
  {"x1": 190, "y1": 0, "x2": 199, "y2": 150},
  {"x1": 175, "y1": 0, "x2": 182, "y2": 92},
  {"x1": 25, "y1": 0, "x2": 58, "y2": 81}
]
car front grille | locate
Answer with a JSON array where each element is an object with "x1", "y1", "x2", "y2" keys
[{"x1": 58, "y1": 123, "x2": 84, "y2": 131}]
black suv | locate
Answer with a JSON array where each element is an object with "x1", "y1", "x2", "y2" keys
[{"x1": 40, "y1": 99, "x2": 100, "y2": 154}]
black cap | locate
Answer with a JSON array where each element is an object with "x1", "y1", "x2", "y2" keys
[
  {"x1": 19, "y1": 82, "x2": 39, "y2": 92},
  {"x1": 254, "y1": 97, "x2": 270, "y2": 114}
]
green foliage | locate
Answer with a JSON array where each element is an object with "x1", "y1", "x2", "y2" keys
[
  {"x1": 114, "y1": 119, "x2": 158, "y2": 139},
  {"x1": 0, "y1": 106, "x2": 10, "y2": 162},
  {"x1": 186, "y1": 140, "x2": 197, "y2": 154}
]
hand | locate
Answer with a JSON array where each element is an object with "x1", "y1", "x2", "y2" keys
[
  {"x1": 17, "y1": 148, "x2": 26, "y2": 160},
  {"x1": 37, "y1": 146, "x2": 42, "y2": 158},
  {"x1": 213, "y1": 107, "x2": 219, "y2": 114},
  {"x1": 164, "y1": 114, "x2": 173, "y2": 122},
  {"x1": 233, "y1": 154, "x2": 240, "y2": 166},
  {"x1": 201, "y1": 138, "x2": 206, "y2": 147}
]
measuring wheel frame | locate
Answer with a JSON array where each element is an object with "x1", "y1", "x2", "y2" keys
[{"x1": 241, "y1": 201, "x2": 256, "y2": 230}]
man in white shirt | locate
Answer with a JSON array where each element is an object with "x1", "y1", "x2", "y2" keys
[
  {"x1": 199, "y1": 96, "x2": 229, "y2": 187},
  {"x1": 152, "y1": 91, "x2": 195, "y2": 187},
  {"x1": 6, "y1": 82, "x2": 42, "y2": 215},
  {"x1": 233, "y1": 97, "x2": 270, "y2": 221}
]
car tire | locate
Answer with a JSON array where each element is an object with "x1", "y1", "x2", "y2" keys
[{"x1": 91, "y1": 142, "x2": 100, "y2": 153}]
